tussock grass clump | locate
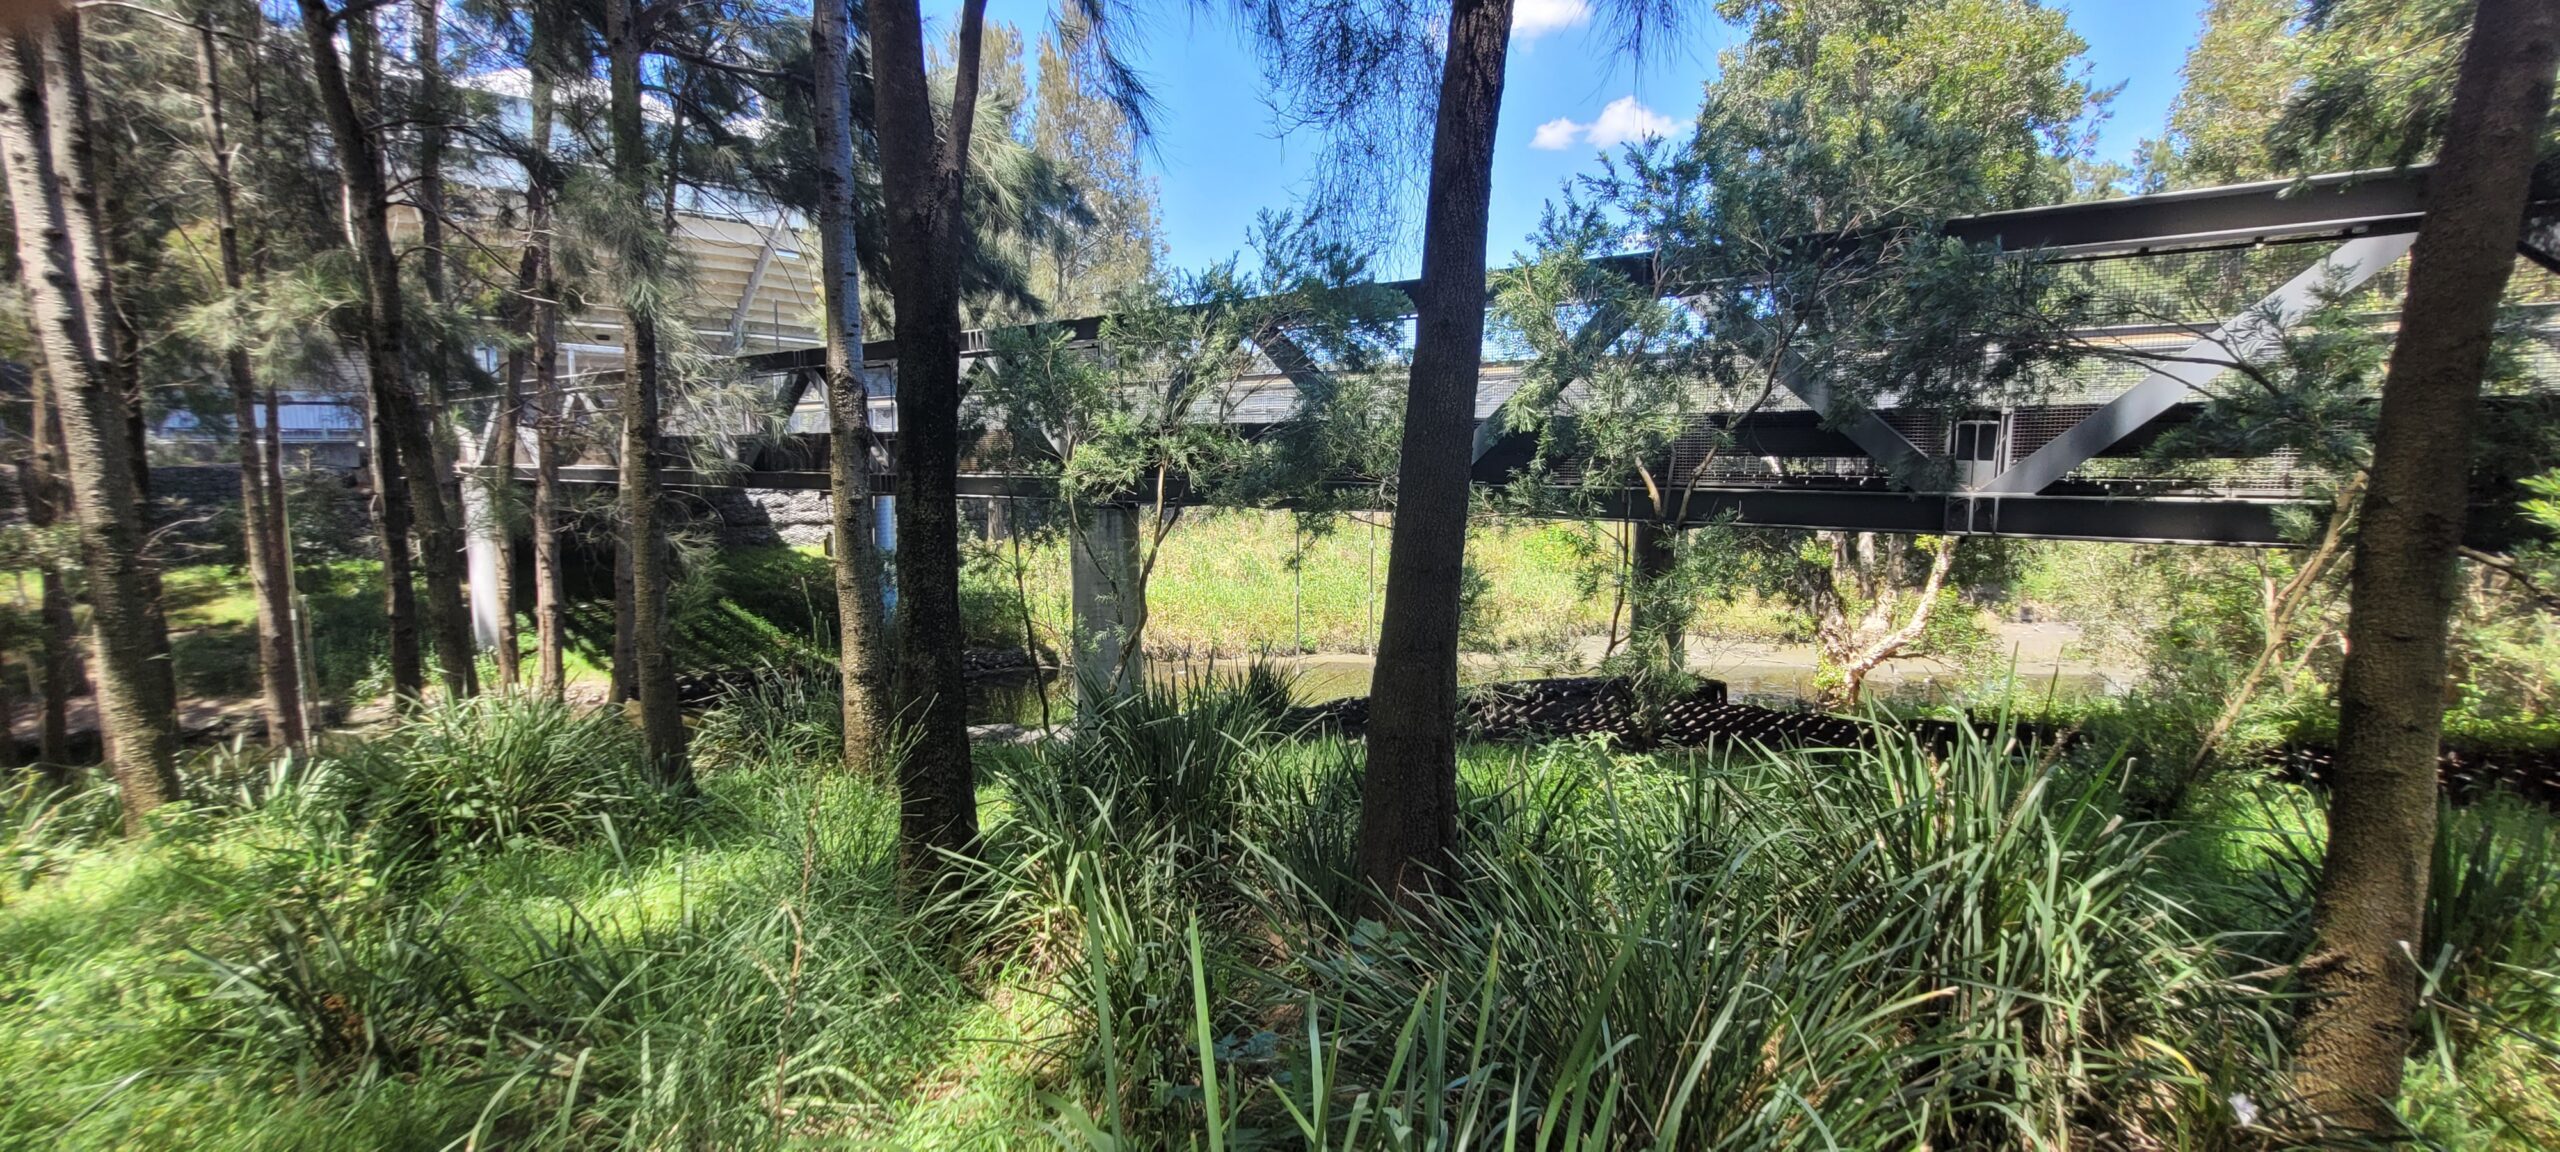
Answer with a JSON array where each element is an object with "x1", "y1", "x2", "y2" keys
[
  {"x1": 692, "y1": 660, "x2": 848, "y2": 773},
  {"x1": 4, "y1": 698, "x2": 974, "y2": 1148},
  {"x1": 1025, "y1": 666, "x2": 1298, "y2": 833},
  {"x1": 7, "y1": 667, "x2": 2558, "y2": 1147},
  {"x1": 975, "y1": 698, "x2": 2293, "y2": 1149},
  {"x1": 322, "y1": 694, "x2": 674, "y2": 865}
]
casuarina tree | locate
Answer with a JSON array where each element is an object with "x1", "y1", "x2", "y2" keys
[
  {"x1": 0, "y1": 4, "x2": 180, "y2": 832},
  {"x1": 2293, "y1": 0, "x2": 2557, "y2": 1130},
  {"x1": 295, "y1": 0, "x2": 478, "y2": 704},
  {"x1": 810, "y1": 0, "x2": 892, "y2": 776}
]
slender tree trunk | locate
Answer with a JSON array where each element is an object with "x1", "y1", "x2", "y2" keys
[
  {"x1": 411, "y1": 0, "x2": 467, "y2": 600},
  {"x1": 525, "y1": 31, "x2": 566, "y2": 701},
  {"x1": 490, "y1": 300, "x2": 524, "y2": 692},
  {"x1": 813, "y1": 0, "x2": 891, "y2": 773},
  {"x1": 2294, "y1": 0, "x2": 2558, "y2": 1129},
  {"x1": 363, "y1": 380, "x2": 424, "y2": 700},
  {"x1": 0, "y1": 647, "x2": 18, "y2": 773},
  {"x1": 605, "y1": 0, "x2": 688, "y2": 785},
  {"x1": 610, "y1": 537, "x2": 635, "y2": 702},
  {"x1": 0, "y1": 15, "x2": 180, "y2": 832},
  {"x1": 240, "y1": 20, "x2": 299, "y2": 729},
  {"x1": 80, "y1": 44, "x2": 174, "y2": 729},
  {"x1": 297, "y1": 0, "x2": 475, "y2": 703},
  {"x1": 1827, "y1": 536, "x2": 1957, "y2": 709},
  {"x1": 870, "y1": 0, "x2": 988, "y2": 875},
  {"x1": 490, "y1": 359, "x2": 524, "y2": 691},
  {"x1": 195, "y1": 12, "x2": 303, "y2": 748},
  {"x1": 21, "y1": 374, "x2": 73, "y2": 781},
  {"x1": 1353, "y1": 0, "x2": 1514, "y2": 906}
]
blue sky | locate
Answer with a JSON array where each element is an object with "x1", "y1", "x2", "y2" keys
[{"x1": 944, "y1": 0, "x2": 2210, "y2": 276}]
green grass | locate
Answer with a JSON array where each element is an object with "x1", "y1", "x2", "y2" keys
[
  {"x1": 150, "y1": 513, "x2": 1809, "y2": 713},
  {"x1": 7, "y1": 682, "x2": 2555, "y2": 1148},
  {"x1": 958, "y1": 510, "x2": 1803, "y2": 661}
]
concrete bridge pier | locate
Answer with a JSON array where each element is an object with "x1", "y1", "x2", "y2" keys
[
  {"x1": 1069, "y1": 505, "x2": 1146, "y2": 698},
  {"x1": 466, "y1": 474, "x2": 507, "y2": 651}
]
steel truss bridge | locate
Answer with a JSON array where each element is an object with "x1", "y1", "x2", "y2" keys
[{"x1": 514, "y1": 165, "x2": 2560, "y2": 549}]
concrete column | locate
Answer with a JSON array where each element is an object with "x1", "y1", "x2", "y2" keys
[
  {"x1": 1070, "y1": 504, "x2": 1145, "y2": 697},
  {"x1": 465, "y1": 479, "x2": 506, "y2": 649}
]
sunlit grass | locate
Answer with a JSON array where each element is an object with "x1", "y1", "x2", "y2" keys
[{"x1": 7, "y1": 679, "x2": 2554, "y2": 1148}]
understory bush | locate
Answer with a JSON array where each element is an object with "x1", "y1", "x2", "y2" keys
[
  {"x1": 320, "y1": 694, "x2": 674, "y2": 867},
  {"x1": 965, "y1": 681, "x2": 2308, "y2": 1149},
  {"x1": 6, "y1": 679, "x2": 2558, "y2": 1147}
]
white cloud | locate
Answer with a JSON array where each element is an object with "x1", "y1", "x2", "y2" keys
[
  {"x1": 1511, "y1": 0, "x2": 1590, "y2": 39},
  {"x1": 1526, "y1": 96, "x2": 1676, "y2": 152},
  {"x1": 1530, "y1": 117, "x2": 1583, "y2": 150},
  {"x1": 1585, "y1": 96, "x2": 1677, "y2": 148}
]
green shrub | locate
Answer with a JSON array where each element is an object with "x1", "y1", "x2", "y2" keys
[
  {"x1": 322, "y1": 694, "x2": 670, "y2": 865},
  {"x1": 981, "y1": 714, "x2": 2276, "y2": 1148},
  {"x1": 692, "y1": 660, "x2": 848, "y2": 773}
]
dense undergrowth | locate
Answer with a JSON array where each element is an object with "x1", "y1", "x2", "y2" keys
[{"x1": 5, "y1": 675, "x2": 2557, "y2": 1149}]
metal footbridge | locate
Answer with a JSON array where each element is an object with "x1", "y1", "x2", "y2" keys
[{"x1": 515, "y1": 165, "x2": 2560, "y2": 548}]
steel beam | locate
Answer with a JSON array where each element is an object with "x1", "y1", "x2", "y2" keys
[
  {"x1": 1944, "y1": 167, "x2": 2432, "y2": 256},
  {"x1": 534, "y1": 465, "x2": 2325, "y2": 547},
  {"x1": 1471, "y1": 297, "x2": 1642, "y2": 474},
  {"x1": 722, "y1": 235, "x2": 781, "y2": 354},
  {"x1": 1779, "y1": 368, "x2": 1933, "y2": 482},
  {"x1": 1977, "y1": 233, "x2": 2415, "y2": 496}
]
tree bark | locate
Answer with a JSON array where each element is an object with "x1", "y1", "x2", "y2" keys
[
  {"x1": 525, "y1": 11, "x2": 565, "y2": 700},
  {"x1": 1821, "y1": 536, "x2": 1957, "y2": 709},
  {"x1": 2293, "y1": 0, "x2": 2559, "y2": 1130},
  {"x1": 363, "y1": 371, "x2": 425, "y2": 701},
  {"x1": 195, "y1": 12, "x2": 303, "y2": 748},
  {"x1": 20, "y1": 369, "x2": 74, "y2": 781},
  {"x1": 411, "y1": 0, "x2": 468, "y2": 603},
  {"x1": 241, "y1": 21, "x2": 300, "y2": 730},
  {"x1": 78, "y1": 32, "x2": 174, "y2": 728},
  {"x1": 297, "y1": 0, "x2": 475, "y2": 703},
  {"x1": 869, "y1": 0, "x2": 988, "y2": 875},
  {"x1": 813, "y1": 0, "x2": 891, "y2": 775},
  {"x1": 605, "y1": 0, "x2": 689, "y2": 786},
  {"x1": 490, "y1": 269, "x2": 524, "y2": 693},
  {"x1": 1353, "y1": 0, "x2": 1514, "y2": 906},
  {"x1": 0, "y1": 14, "x2": 180, "y2": 832}
]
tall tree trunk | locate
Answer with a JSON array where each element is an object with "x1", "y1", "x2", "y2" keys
[
  {"x1": 0, "y1": 14, "x2": 180, "y2": 832},
  {"x1": 364, "y1": 378, "x2": 425, "y2": 700},
  {"x1": 605, "y1": 0, "x2": 688, "y2": 786},
  {"x1": 81, "y1": 35, "x2": 174, "y2": 727},
  {"x1": 22, "y1": 371, "x2": 74, "y2": 780},
  {"x1": 610, "y1": 537, "x2": 635, "y2": 702},
  {"x1": 812, "y1": 0, "x2": 891, "y2": 774},
  {"x1": 2293, "y1": 0, "x2": 2559, "y2": 1129},
  {"x1": 37, "y1": 565, "x2": 73, "y2": 773},
  {"x1": 411, "y1": 0, "x2": 466, "y2": 592},
  {"x1": 1353, "y1": 0, "x2": 1514, "y2": 906},
  {"x1": 870, "y1": 0, "x2": 988, "y2": 875},
  {"x1": 526, "y1": 26, "x2": 566, "y2": 701},
  {"x1": 297, "y1": 0, "x2": 475, "y2": 703},
  {"x1": 240, "y1": 22, "x2": 300, "y2": 730},
  {"x1": 490, "y1": 261, "x2": 526, "y2": 693},
  {"x1": 0, "y1": 646, "x2": 18, "y2": 773},
  {"x1": 195, "y1": 12, "x2": 303, "y2": 748}
]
